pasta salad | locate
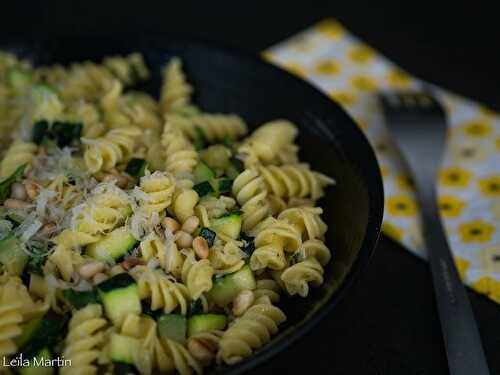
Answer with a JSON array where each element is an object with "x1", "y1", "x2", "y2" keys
[{"x1": 0, "y1": 51, "x2": 334, "y2": 374}]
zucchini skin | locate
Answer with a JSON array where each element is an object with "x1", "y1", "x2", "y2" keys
[{"x1": 97, "y1": 273, "x2": 136, "y2": 293}]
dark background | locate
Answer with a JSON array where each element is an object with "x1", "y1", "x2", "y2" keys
[{"x1": 2, "y1": 1, "x2": 500, "y2": 374}]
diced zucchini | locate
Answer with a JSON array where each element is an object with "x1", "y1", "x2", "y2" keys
[
  {"x1": 225, "y1": 158, "x2": 244, "y2": 180},
  {"x1": 7, "y1": 68, "x2": 32, "y2": 91},
  {"x1": 50, "y1": 121, "x2": 83, "y2": 148},
  {"x1": 0, "y1": 234, "x2": 28, "y2": 275},
  {"x1": 187, "y1": 314, "x2": 227, "y2": 337},
  {"x1": 193, "y1": 181, "x2": 215, "y2": 198},
  {"x1": 200, "y1": 145, "x2": 231, "y2": 170},
  {"x1": 0, "y1": 164, "x2": 26, "y2": 203},
  {"x1": 32, "y1": 120, "x2": 49, "y2": 144},
  {"x1": 63, "y1": 288, "x2": 99, "y2": 309},
  {"x1": 217, "y1": 178, "x2": 233, "y2": 194},
  {"x1": 6, "y1": 212, "x2": 25, "y2": 226},
  {"x1": 17, "y1": 312, "x2": 66, "y2": 356},
  {"x1": 110, "y1": 333, "x2": 141, "y2": 364},
  {"x1": 199, "y1": 227, "x2": 216, "y2": 247},
  {"x1": 14, "y1": 317, "x2": 43, "y2": 349},
  {"x1": 97, "y1": 273, "x2": 141, "y2": 326},
  {"x1": 210, "y1": 212, "x2": 242, "y2": 240},
  {"x1": 85, "y1": 226, "x2": 138, "y2": 262},
  {"x1": 207, "y1": 265, "x2": 256, "y2": 307},
  {"x1": 193, "y1": 162, "x2": 216, "y2": 184},
  {"x1": 240, "y1": 233, "x2": 255, "y2": 256},
  {"x1": 193, "y1": 126, "x2": 206, "y2": 151},
  {"x1": 125, "y1": 158, "x2": 147, "y2": 177},
  {"x1": 19, "y1": 348, "x2": 53, "y2": 375},
  {"x1": 158, "y1": 314, "x2": 187, "y2": 344}
]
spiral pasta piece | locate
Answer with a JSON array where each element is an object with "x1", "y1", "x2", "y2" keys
[
  {"x1": 249, "y1": 216, "x2": 302, "y2": 271},
  {"x1": 161, "y1": 337, "x2": 203, "y2": 375},
  {"x1": 181, "y1": 251, "x2": 214, "y2": 300},
  {"x1": 137, "y1": 171, "x2": 176, "y2": 215},
  {"x1": 209, "y1": 239, "x2": 246, "y2": 275},
  {"x1": 195, "y1": 195, "x2": 236, "y2": 227},
  {"x1": 0, "y1": 277, "x2": 47, "y2": 357},
  {"x1": 132, "y1": 266, "x2": 191, "y2": 314},
  {"x1": 0, "y1": 141, "x2": 37, "y2": 179},
  {"x1": 160, "y1": 57, "x2": 193, "y2": 114},
  {"x1": 103, "y1": 53, "x2": 149, "y2": 86},
  {"x1": 172, "y1": 113, "x2": 247, "y2": 142},
  {"x1": 119, "y1": 314, "x2": 174, "y2": 375},
  {"x1": 253, "y1": 279, "x2": 281, "y2": 304},
  {"x1": 217, "y1": 298, "x2": 286, "y2": 365},
  {"x1": 278, "y1": 207, "x2": 328, "y2": 241},
  {"x1": 83, "y1": 126, "x2": 142, "y2": 173},
  {"x1": 257, "y1": 164, "x2": 334, "y2": 201},
  {"x1": 61, "y1": 304, "x2": 108, "y2": 375},
  {"x1": 162, "y1": 120, "x2": 198, "y2": 177},
  {"x1": 170, "y1": 187, "x2": 199, "y2": 223},
  {"x1": 280, "y1": 257, "x2": 324, "y2": 297},
  {"x1": 232, "y1": 169, "x2": 271, "y2": 233},
  {"x1": 237, "y1": 120, "x2": 298, "y2": 167},
  {"x1": 139, "y1": 234, "x2": 184, "y2": 278}
]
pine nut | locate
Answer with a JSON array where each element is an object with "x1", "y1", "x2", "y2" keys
[
  {"x1": 187, "y1": 338, "x2": 215, "y2": 366},
  {"x1": 23, "y1": 180, "x2": 40, "y2": 200},
  {"x1": 3, "y1": 198, "x2": 31, "y2": 209},
  {"x1": 162, "y1": 217, "x2": 180, "y2": 233},
  {"x1": 192, "y1": 236, "x2": 209, "y2": 259},
  {"x1": 78, "y1": 261, "x2": 105, "y2": 279},
  {"x1": 11, "y1": 182, "x2": 27, "y2": 200},
  {"x1": 175, "y1": 230, "x2": 193, "y2": 249},
  {"x1": 181, "y1": 216, "x2": 199, "y2": 234},
  {"x1": 232, "y1": 290, "x2": 255, "y2": 316},
  {"x1": 93, "y1": 272, "x2": 108, "y2": 284}
]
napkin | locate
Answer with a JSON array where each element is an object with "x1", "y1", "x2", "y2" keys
[{"x1": 264, "y1": 19, "x2": 500, "y2": 303}]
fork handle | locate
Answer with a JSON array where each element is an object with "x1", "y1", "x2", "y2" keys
[{"x1": 419, "y1": 188, "x2": 490, "y2": 375}]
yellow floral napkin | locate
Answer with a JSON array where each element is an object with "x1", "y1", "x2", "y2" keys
[{"x1": 263, "y1": 20, "x2": 500, "y2": 303}]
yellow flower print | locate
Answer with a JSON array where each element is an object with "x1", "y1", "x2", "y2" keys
[
  {"x1": 458, "y1": 220, "x2": 495, "y2": 243},
  {"x1": 479, "y1": 243, "x2": 500, "y2": 273},
  {"x1": 438, "y1": 195, "x2": 465, "y2": 218},
  {"x1": 328, "y1": 91, "x2": 356, "y2": 107},
  {"x1": 386, "y1": 195, "x2": 418, "y2": 217},
  {"x1": 472, "y1": 277, "x2": 500, "y2": 304},
  {"x1": 496, "y1": 137, "x2": 500, "y2": 152},
  {"x1": 395, "y1": 175, "x2": 415, "y2": 192},
  {"x1": 351, "y1": 75, "x2": 377, "y2": 92},
  {"x1": 478, "y1": 175, "x2": 500, "y2": 197},
  {"x1": 355, "y1": 118, "x2": 369, "y2": 130},
  {"x1": 386, "y1": 69, "x2": 413, "y2": 89},
  {"x1": 454, "y1": 257, "x2": 470, "y2": 281},
  {"x1": 314, "y1": 59, "x2": 341, "y2": 75},
  {"x1": 316, "y1": 19, "x2": 344, "y2": 40},
  {"x1": 491, "y1": 201, "x2": 500, "y2": 221},
  {"x1": 347, "y1": 45, "x2": 376, "y2": 64},
  {"x1": 450, "y1": 141, "x2": 487, "y2": 164},
  {"x1": 282, "y1": 63, "x2": 306, "y2": 78},
  {"x1": 261, "y1": 51, "x2": 273, "y2": 61},
  {"x1": 382, "y1": 221, "x2": 405, "y2": 242},
  {"x1": 439, "y1": 167, "x2": 472, "y2": 188},
  {"x1": 462, "y1": 120, "x2": 493, "y2": 138}
]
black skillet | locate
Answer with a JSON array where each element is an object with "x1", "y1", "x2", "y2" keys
[{"x1": 3, "y1": 38, "x2": 384, "y2": 374}]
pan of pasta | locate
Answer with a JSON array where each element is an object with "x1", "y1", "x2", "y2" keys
[{"x1": 0, "y1": 39, "x2": 384, "y2": 374}]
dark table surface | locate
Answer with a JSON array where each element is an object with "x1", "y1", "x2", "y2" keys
[{"x1": 2, "y1": 2, "x2": 500, "y2": 374}]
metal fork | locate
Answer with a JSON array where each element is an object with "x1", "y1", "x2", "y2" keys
[{"x1": 379, "y1": 91, "x2": 490, "y2": 375}]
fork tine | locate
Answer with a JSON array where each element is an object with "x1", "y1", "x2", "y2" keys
[{"x1": 380, "y1": 91, "x2": 445, "y2": 119}]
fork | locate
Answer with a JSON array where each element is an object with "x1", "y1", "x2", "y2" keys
[{"x1": 379, "y1": 91, "x2": 490, "y2": 375}]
